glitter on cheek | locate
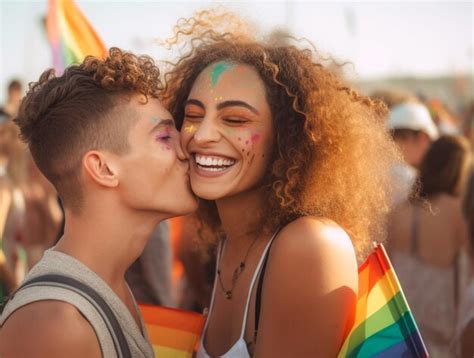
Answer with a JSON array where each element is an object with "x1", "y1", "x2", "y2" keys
[{"x1": 183, "y1": 124, "x2": 197, "y2": 134}]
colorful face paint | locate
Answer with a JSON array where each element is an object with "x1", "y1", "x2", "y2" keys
[
  {"x1": 155, "y1": 129, "x2": 171, "y2": 141},
  {"x1": 251, "y1": 133, "x2": 260, "y2": 144},
  {"x1": 150, "y1": 116, "x2": 160, "y2": 124},
  {"x1": 210, "y1": 61, "x2": 234, "y2": 87},
  {"x1": 183, "y1": 123, "x2": 197, "y2": 134}
]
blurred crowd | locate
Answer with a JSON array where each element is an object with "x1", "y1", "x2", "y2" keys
[{"x1": 0, "y1": 75, "x2": 473, "y2": 356}]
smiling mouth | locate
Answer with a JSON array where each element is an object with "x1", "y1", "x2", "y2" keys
[{"x1": 194, "y1": 154, "x2": 236, "y2": 172}]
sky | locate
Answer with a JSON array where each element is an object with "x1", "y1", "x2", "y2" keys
[{"x1": 0, "y1": 0, "x2": 473, "y2": 102}]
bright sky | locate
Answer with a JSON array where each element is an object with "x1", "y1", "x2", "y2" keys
[{"x1": 0, "y1": 0, "x2": 473, "y2": 102}]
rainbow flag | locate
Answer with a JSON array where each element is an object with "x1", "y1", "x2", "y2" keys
[
  {"x1": 46, "y1": 0, "x2": 107, "y2": 73},
  {"x1": 338, "y1": 244, "x2": 428, "y2": 358},
  {"x1": 139, "y1": 304, "x2": 205, "y2": 358}
]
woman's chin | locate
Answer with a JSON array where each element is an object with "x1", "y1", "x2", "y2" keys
[{"x1": 191, "y1": 184, "x2": 228, "y2": 201}]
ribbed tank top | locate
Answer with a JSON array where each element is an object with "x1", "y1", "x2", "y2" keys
[{"x1": 0, "y1": 249, "x2": 154, "y2": 358}]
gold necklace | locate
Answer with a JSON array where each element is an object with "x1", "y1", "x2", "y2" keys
[{"x1": 216, "y1": 235, "x2": 259, "y2": 300}]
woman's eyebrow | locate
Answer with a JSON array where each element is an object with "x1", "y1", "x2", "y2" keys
[
  {"x1": 216, "y1": 100, "x2": 259, "y2": 115},
  {"x1": 185, "y1": 99, "x2": 205, "y2": 109}
]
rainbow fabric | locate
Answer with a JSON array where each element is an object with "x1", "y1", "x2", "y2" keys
[
  {"x1": 338, "y1": 244, "x2": 428, "y2": 357},
  {"x1": 46, "y1": 0, "x2": 107, "y2": 73},
  {"x1": 139, "y1": 304, "x2": 205, "y2": 358}
]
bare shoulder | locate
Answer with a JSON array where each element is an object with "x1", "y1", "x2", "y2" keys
[
  {"x1": 271, "y1": 216, "x2": 357, "y2": 271},
  {"x1": 0, "y1": 300, "x2": 101, "y2": 357},
  {"x1": 255, "y1": 217, "x2": 358, "y2": 356}
]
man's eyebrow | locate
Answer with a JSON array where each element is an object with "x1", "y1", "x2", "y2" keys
[
  {"x1": 150, "y1": 118, "x2": 175, "y2": 132},
  {"x1": 185, "y1": 99, "x2": 205, "y2": 109},
  {"x1": 216, "y1": 100, "x2": 259, "y2": 115}
]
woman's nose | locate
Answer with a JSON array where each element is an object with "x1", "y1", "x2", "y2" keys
[{"x1": 193, "y1": 118, "x2": 221, "y2": 145}]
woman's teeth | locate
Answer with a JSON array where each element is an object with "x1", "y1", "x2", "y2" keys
[{"x1": 195, "y1": 154, "x2": 235, "y2": 171}]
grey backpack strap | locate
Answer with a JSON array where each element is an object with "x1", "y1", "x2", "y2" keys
[{"x1": 2, "y1": 274, "x2": 131, "y2": 358}]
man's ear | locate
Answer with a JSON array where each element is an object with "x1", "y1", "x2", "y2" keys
[{"x1": 82, "y1": 151, "x2": 119, "y2": 188}]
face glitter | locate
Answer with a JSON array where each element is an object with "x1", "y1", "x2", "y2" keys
[{"x1": 183, "y1": 124, "x2": 197, "y2": 134}]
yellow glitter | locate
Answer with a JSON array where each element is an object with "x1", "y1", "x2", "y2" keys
[{"x1": 184, "y1": 124, "x2": 197, "y2": 133}]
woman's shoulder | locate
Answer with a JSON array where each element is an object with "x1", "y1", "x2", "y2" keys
[
  {"x1": 269, "y1": 216, "x2": 357, "y2": 279},
  {"x1": 276, "y1": 216, "x2": 354, "y2": 252}
]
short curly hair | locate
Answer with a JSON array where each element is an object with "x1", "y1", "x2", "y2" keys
[
  {"x1": 162, "y1": 10, "x2": 401, "y2": 259},
  {"x1": 15, "y1": 47, "x2": 162, "y2": 213}
]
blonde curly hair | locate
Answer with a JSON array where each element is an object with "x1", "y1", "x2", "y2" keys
[
  {"x1": 15, "y1": 47, "x2": 162, "y2": 213},
  {"x1": 162, "y1": 10, "x2": 401, "y2": 259}
]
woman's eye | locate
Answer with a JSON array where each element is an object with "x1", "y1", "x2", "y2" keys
[
  {"x1": 224, "y1": 118, "x2": 248, "y2": 124},
  {"x1": 184, "y1": 114, "x2": 203, "y2": 120}
]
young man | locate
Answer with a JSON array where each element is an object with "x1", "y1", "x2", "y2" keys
[{"x1": 0, "y1": 48, "x2": 197, "y2": 357}]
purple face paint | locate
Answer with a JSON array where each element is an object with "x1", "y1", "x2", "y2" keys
[{"x1": 155, "y1": 129, "x2": 171, "y2": 142}]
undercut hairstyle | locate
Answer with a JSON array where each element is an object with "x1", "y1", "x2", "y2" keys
[
  {"x1": 162, "y1": 10, "x2": 401, "y2": 259},
  {"x1": 14, "y1": 47, "x2": 162, "y2": 213}
]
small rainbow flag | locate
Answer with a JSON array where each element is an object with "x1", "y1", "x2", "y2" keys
[
  {"x1": 46, "y1": 0, "x2": 107, "y2": 73},
  {"x1": 338, "y1": 244, "x2": 428, "y2": 358},
  {"x1": 139, "y1": 304, "x2": 205, "y2": 358}
]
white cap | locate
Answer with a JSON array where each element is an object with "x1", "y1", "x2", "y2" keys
[{"x1": 387, "y1": 102, "x2": 439, "y2": 140}]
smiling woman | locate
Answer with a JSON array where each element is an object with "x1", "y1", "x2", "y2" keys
[{"x1": 162, "y1": 9, "x2": 400, "y2": 358}]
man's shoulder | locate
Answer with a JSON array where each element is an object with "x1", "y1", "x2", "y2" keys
[{"x1": 0, "y1": 300, "x2": 101, "y2": 357}]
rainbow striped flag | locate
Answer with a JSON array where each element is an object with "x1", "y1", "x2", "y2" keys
[
  {"x1": 338, "y1": 244, "x2": 428, "y2": 358},
  {"x1": 139, "y1": 304, "x2": 205, "y2": 358},
  {"x1": 46, "y1": 0, "x2": 107, "y2": 73}
]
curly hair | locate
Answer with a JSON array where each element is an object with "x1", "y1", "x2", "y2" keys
[
  {"x1": 15, "y1": 47, "x2": 162, "y2": 213},
  {"x1": 162, "y1": 10, "x2": 401, "y2": 259}
]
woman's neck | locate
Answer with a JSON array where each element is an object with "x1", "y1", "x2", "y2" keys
[{"x1": 215, "y1": 187, "x2": 264, "y2": 247}]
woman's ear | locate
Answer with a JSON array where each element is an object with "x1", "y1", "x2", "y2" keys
[{"x1": 82, "y1": 151, "x2": 119, "y2": 188}]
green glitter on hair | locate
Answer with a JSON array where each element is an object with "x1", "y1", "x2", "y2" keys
[{"x1": 210, "y1": 61, "x2": 233, "y2": 87}]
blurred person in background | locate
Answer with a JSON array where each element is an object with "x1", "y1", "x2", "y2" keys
[
  {"x1": 387, "y1": 102, "x2": 439, "y2": 206},
  {"x1": 15, "y1": 154, "x2": 63, "y2": 269},
  {"x1": 452, "y1": 160, "x2": 473, "y2": 357},
  {"x1": 0, "y1": 120, "x2": 27, "y2": 299},
  {"x1": 387, "y1": 135, "x2": 472, "y2": 357},
  {"x1": 0, "y1": 80, "x2": 23, "y2": 120}
]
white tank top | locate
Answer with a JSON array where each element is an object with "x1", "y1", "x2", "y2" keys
[{"x1": 197, "y1": 232, "x2": 278, "y2": 358}]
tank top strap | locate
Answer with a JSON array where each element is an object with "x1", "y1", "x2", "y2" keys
[{"x1": 239, "y1": 228, "x2": 280, "y2": 338}]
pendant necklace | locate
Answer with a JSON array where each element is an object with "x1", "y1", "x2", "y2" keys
[{"x1": 217, "y1": 235, "x2": 259, "y2": 300}]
